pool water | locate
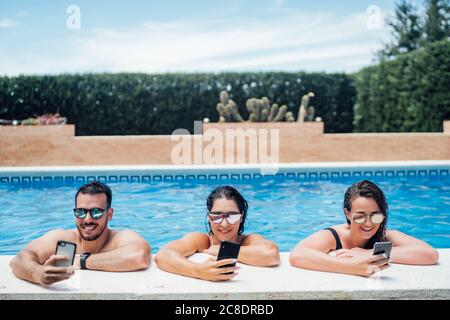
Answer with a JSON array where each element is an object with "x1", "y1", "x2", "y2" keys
[{"x1": 0, "y1": 175, "x2": 449, "y2": 254}]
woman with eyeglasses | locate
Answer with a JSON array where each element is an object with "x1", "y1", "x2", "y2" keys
[
  {"x1": 289, "y1": 180, "x2": 439, "y2": 277},
  {"x1": 156, "y1": 186, "x2": 280, "y2": 281}
]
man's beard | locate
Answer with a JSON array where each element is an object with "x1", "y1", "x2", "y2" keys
[{"x1": 77, "y1": 221, "x2": 108, "y2": 241}]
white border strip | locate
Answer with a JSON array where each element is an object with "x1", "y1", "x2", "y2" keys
[{"x1": 1, "y1": 160, "x2": 449, "y2": 174}]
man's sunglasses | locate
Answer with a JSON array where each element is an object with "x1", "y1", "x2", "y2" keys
[
  {"x1": 208, "y1": 211, "x2": 242, "y2": 225},
  {"x1": 73, "y1": 207, "x2": 108, "y2": 220}
]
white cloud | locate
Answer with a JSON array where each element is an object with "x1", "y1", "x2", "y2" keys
[
  {"x1": 0, "y1": 10, "x2": 390, "y2": 75},
  {"x1": 0, "y1": 19, "x2": 16, "y2": 29}
]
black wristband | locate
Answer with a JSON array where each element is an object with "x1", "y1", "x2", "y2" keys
[{"x1": 80, "y1": 252, "x2": 91, "y2": 270}]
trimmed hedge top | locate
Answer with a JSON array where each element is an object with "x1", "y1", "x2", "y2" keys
[{"x1": 0, "y1": 72, "x2": 356, "y2": 136}]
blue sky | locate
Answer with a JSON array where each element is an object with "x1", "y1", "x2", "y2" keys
[{"x1": 0, "y1": 1, "x2": 405, "y2": 75}]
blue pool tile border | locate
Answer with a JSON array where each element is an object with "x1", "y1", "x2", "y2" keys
[{"x1": 0, "y1": 168, "x2": 448, "y2": 184}]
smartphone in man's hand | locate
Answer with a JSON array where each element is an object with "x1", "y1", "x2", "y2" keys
[{"x1": 54, "y1": 241, "x2": 77, "y2": 267}]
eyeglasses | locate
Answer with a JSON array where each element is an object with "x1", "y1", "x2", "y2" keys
[
  {"x1": 208, "y1": 211, "x2": 242, "y2": 225},
  {"x1": 73, "y1": 207, "x2": 108, "y2": 220},
  {"x1": 352, "y1": 212, "x2": 385, "y2": 225}
]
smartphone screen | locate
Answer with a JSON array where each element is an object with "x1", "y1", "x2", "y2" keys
[
  {"x1": 55, "y1": 241, "x2": 77, "y2": 267},
  {"x1": 373, "y1": 241, "x2": 392, "y2": 259},
  {"x1": 217, "y1": 240, "x2": 241, "y2": 274}
]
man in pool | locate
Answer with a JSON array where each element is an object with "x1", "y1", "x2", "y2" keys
[{"x1": 10, "y1": 181, "x2": 151, "y2": 286}]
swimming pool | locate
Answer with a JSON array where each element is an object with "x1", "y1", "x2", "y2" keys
[{"x1": 0, "y1": 162, "x2": 449, "y2": 255}]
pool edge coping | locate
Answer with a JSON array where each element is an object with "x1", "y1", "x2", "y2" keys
[
  {"x1": 1, "y1": 251, "x2": 450, "y2": 300},
  {"x1": 1, "y1": 160, "x2": 449, "y2": 173}
]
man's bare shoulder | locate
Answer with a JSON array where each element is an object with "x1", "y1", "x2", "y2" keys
[
  {"x1": 106, "y1": 229, "x2": 148, "y2": 247},
  {"x1": 27, "y1": 229, "x2": 77, "y2": 247},
  {"x1": 21, "y1": 229, "x2": 78, "y2": 263},
  {"x1": 40, "y1": 229, "x2": 78, "y2": 240}
]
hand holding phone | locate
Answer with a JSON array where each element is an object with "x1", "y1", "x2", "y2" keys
[
  {"x1": 373, "y1": 241, "x2": 392, "y2": 260},
  {"x1": 217, "y1": 240, "x2": 241, "y2": 274}
]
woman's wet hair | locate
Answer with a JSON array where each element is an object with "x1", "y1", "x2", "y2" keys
[
  {"x1": 206, "y1": 186, "x2": 248, "y2": 235},
  {"x1": 343, "y1": 180, "x2": 388, "y2": 249}
]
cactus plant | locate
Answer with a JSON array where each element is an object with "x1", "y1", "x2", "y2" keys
[
  {"x1": 297, "y1": 92, "x2": 315, "y2": 123},
  {"x1": 215, "y1": 91, "x2": 318, "y2": 123},
  {"x1": 216, "y1": 90, "x2": 244, "y2": 122},
  {"x1": 247, "y1": 98, "x2": 261, "y2": 122},
  {"x1": 247, "y1": 97, "x2": 286, "y2": 122},
  {"x1": 260, "y1": 97, "x2": 270, "y2": 122},
  {"x1": 216, "y1": 102, "x2": 231, "y2": 122},
  {"x1": 285, "y1": 111, "x2": 295, "y2": 122},
  {"x1": 306, "y1": 106, "x2": 315, "y2": 122},
  {"x1": 272, "y1": 105, "x2": 287, "y2": 122},
  {"x1": 267, "y1": 104, "x2": 279, "y2": 122}
]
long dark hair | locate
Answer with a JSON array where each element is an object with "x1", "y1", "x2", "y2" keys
[
  {"x1": 343, "y1": 180, "x2": 388, "y2": 249},
  {"x1": 206, "y1": 186, "x2": 248, "y2": 235}
]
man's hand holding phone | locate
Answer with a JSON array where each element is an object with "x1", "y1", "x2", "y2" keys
[
  {"x1": 38, "y1": 254, "x2": 75, "y2": 286},
  {"x1": 37, "y1": 240, "x2": 77, "y2": 286}
]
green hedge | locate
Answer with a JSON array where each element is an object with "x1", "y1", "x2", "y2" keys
[
  {"x1": 0, "y1": 72, "x2": 355, "y2": 136},
  {"x1": 354, "y1": 40, "x2": 450, "y2": 132}
]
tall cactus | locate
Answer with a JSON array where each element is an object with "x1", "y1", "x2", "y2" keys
[
  {"x1": 216, "y1": 102, "x2": 231, "y2": 122},
  {"x1": 267, "y1": 104, "x2": 279, "y2": 122},
  {"x1": 216, "y1": 90, "x2": 244, "y2": 122},
  {"x1": 297, "y1": 92, "x2": 315, "y2": 122},
  {"x1": 260, "y1": 97, "x2": 270, "y2": 122},
  {"x1": 272, "y1": 105, "x2": 287, "y2": 122}
]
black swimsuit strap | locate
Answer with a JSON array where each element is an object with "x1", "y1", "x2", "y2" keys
[{"x1": 324, "y1": 228, "x2": 343, "y2": 251}]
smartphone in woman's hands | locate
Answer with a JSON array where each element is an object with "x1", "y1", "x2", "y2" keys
[
  {"x1": 373, "y1": 241, "x2": 392, "y2": 260},
  {"x1": 217, "y1": 241, "x2": 240, "y2": 274}
]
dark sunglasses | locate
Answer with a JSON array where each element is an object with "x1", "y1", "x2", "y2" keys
[{"x1": 73, "y1": 207, "x2": 108, "y2": 220}]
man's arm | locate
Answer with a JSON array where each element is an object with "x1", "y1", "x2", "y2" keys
[
  {"x1": 80, "y1": 230, "x2": 151, "y2": 272},
  {"x1": 10, "y1": 230, "x2": 74, "y2": 285}
]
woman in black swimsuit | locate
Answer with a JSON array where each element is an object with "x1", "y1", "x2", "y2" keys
[
  {"x1": 156, "y1": 186, "x2": 280, "y2": 281},
  {"x1": 289, "y1": 180, "x2": 438, "y2": 277}
]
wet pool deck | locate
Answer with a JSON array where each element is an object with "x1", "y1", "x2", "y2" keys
[{"x1": 1, "y1": 250, "x2": 449, "y2": 300}]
